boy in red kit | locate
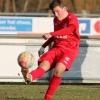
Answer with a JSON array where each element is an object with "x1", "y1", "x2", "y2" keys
[{"x1": 20, "y1": 0, "x2": 80, "y2": 100}]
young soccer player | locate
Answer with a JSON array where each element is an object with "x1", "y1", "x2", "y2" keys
[{"x1": 21, "y1": 0, "x2": 80, "y2": 100}]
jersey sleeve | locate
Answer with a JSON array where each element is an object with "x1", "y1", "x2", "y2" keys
[
  {"x1": 42, "y1": 37, "x2": 54, "y2": 48},
  {"x1": 50, "y1": 25, "x2": 75, "y2": 36}
]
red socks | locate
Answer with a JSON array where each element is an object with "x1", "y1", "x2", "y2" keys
[
  {"x1": 30, "y1": 67, "x2": 45, "y2": 80},
  {"x1": 45, "y1": 75, "x2": 62, "y2": 100},
  {"x1": 30, "y1": 68, "x2": 62, "y2": 100}
]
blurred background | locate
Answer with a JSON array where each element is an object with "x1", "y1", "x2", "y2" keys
[{"x1": 0, "y1": 0, "x2": 100, "y2": 16}]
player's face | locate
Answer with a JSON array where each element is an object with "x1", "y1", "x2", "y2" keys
[{"x1": 52, "y1": 6, "x2": 65, "y2": 18}]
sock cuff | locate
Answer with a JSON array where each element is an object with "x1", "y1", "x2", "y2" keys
[
  {"x1": 37, "y1": 67, "x2": 46, "y2": 72},
  {"x1": 30, "y1": 66, "x2": 45, "y2": 74},
  {"x1": 52, "y1": 75, "x2": 62, "y2": 80}
]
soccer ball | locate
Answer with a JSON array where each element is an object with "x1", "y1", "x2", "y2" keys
[{"x1": 18, "y1": 51, "x2": 34, "y2": 69}]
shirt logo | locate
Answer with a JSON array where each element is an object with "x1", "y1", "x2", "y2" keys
[
  {"x1": 55, "y1": 35, "x2": 67, "y2": 39},
  {"x1": 64, "y1": 57, "x2": 70, "y2": 64}
]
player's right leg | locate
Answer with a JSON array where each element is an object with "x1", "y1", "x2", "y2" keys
[
  {"x1": 29, "y1": 60, "x2": 50, "y2": 80},
  {"x1": 21, "y1": 60, "x2": 50, "y2": 84},
  {"x1": 23, "y1": 48, "x2": 56, "y2": 84}
]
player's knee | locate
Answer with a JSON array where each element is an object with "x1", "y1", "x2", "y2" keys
[
  {"x1": 54, "y1": 70, "x2": 64, "y2": 77},
  {"x1": 39, "y1": 60, "x2": 50, "y2": 71},
  {"x1": 54, "y1": 63, "x2": 66, "y2": 77}
]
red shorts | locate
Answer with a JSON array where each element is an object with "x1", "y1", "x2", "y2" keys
[{"x1": 38, "y1": 47, "x2": 79, "y2": 71}]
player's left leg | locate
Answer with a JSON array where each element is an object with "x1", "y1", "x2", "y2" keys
[
  {"x1": 44, "y1": 62, "x2": 66, "y2": 100},
  {"x1": 44, "y1": 47, "x2": 78, "y2": 100}
]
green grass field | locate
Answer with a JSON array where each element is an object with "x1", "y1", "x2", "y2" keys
[{"x1": 0, "y1": 84, "x2": 100, "y2": 100}]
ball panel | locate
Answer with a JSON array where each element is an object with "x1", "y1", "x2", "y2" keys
[{"x1": 18, "y1": 51, "x2": 34, "y2": 69}]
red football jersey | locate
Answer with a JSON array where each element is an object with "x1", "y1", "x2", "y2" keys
[{"x1": 50, "y1": 12, "x2": 80, "y2": 49}]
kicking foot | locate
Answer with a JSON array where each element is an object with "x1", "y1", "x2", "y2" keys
[{"x1": 21, "y1": 68, "x2": 32, "y2": 84}]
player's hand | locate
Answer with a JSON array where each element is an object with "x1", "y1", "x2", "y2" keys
[
  {"x1": 38, "y1": 47, "x2": 45, "y2": 56},
  {"x1": 43, "y1": 33, "x2": 52, "y2": 40}
]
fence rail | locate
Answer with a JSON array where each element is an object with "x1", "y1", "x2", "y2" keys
[
  {"x1": 0, "y1": 12, "x2": 100, "y2": 17},
  {"x1": 0, "y1": 34, "x2": 100, "y2": 40}
]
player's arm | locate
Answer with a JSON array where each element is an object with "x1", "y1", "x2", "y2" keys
[
  {"x1": 42, "y1": 37, "x2": 54, "y2": 48},
  {"x1": 50, "y1": 16, "x2": 79, "y2": 37},
  {"x1": 38, "y1": 37, "x2": 53, "y2": 56},
  {"x1": 50, "y1": 24, "x2": 75, "y2": 36}
]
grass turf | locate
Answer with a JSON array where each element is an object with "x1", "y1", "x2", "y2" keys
[{"x1": 0, "y1": 84, "x2": 100, "y2": 100}]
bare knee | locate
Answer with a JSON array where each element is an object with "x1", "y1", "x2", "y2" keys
[
  {"x1": 54, "y1": 63, "x2": 66, "y2": 77},
  {"x1": 39, "y1": 60, "x2": 50, "y2": 71},
  {"x1": 54, "y1": 70, "x2": 64, "y2": 77}
]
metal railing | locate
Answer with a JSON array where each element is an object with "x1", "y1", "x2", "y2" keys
[{"x1": 0, "y1": 12, "x2": 100, "y2": 17}]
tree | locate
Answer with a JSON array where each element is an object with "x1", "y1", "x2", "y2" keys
[{"x1": 23, "y1": 0, "x2": 30, "y2": 12}]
